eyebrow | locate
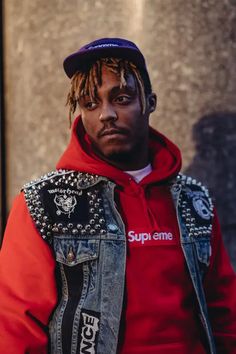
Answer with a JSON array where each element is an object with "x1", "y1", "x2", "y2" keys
[
  {"x1": 79, "y1": 84, "x2": 137, "y2": 102},
  {"x1": 109, "y1": 85, "x2": 137, "y2": 96}
]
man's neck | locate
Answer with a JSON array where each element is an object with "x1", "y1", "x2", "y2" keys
[{"x1": 125, "y1": 163, "x2": 152, "y2": 183}]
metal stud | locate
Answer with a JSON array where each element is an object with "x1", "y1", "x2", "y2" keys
[
  {"x1": 52, "y1": 227, "x2": 59, "y2": 233},
  {"x1": 67, "y1": 247, "x2": 75, "y2": 262}
]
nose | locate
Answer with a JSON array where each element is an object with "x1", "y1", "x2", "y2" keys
[{"x1": 99, "y1": 103, "x2": 117, "y2": 123}]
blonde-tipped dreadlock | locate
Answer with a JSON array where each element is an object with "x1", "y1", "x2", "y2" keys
[{"x1": 66, "y1": 58, "x2": 147, "y2": 127}]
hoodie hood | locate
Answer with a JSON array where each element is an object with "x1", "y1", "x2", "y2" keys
[{"x1": 56, "y1": 116, "x2": 182, "y2": 186}]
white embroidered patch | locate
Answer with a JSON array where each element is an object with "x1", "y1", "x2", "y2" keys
[
  {"x1": 54, "y1": 194, "x2": 77, "y2": 218},
  {"x1": 192, "y1": 196, "x2": 211, "y2": 220},
  {"x1": 80, "y1": 312, "x2": 99, "y2": 354}
]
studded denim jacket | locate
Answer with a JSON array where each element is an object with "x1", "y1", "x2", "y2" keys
[{"x1": 23, "y1": 170, "x2": 216, "y2": 354}]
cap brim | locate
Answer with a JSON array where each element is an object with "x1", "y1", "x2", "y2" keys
[{"x1": 63, "y1": 46, "x2": 146, "y2": 78}]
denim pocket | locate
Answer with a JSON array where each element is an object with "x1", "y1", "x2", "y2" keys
[{"x1": 53, "y1": 237, "x2": 99, "y2": 266}]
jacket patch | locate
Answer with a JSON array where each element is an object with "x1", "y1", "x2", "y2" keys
[
  {"x1": 78, "y1": 309, "x2": 100, "y2": 354},
  {"x1": 192, "y1": 194, "x2": 211, "y2": 220},
  {"x1": 54, "y1": 193, "x2": 78, "y2": 217},
  {"x1": 40, "y1": 186, "x2": 87, "y2": 223}
]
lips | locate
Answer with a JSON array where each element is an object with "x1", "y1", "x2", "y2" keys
[{"x1": 99, "y1": 127, "x2": 128, "y2": 138}]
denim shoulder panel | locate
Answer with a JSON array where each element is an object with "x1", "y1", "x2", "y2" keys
[
  {"x1": 171, "y1": 174, "x2": 214, "y2": 239},
  {"x1": 22, "y1": 169, "x2": 108, "y2": 243},
  {"x1": 172, "y1": 174, "x2": 214, "y2": 267},
  {"x1": 171, "y1": 174, "x2": 217, "y2": 354}
]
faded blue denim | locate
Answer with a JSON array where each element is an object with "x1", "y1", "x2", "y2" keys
[{"x1": 25, "y1": 173, "x2": 215, "y2": 354}]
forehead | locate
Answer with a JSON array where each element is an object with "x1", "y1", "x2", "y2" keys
[{"x1": 99, "y1": 64, "x2": 137, "y2": 90}]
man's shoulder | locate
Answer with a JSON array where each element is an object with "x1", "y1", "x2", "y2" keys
[
  {"x1": 21, "y1": 169, "x2": 107, "y2": 242},
  {"x1": 171, "y1": 173, "x2": 212, "y2": 200},
  {"x1": 171, "y1": 173, "x2": 214, "y2": 239},
  {"x1": 174, "y1": 173, "x2": 209, "y2": 189},
  {"x1": 173, "y1": 173, "x2": 214, "y2": 209},
  {"x1": 22, "y1": 169, "x2": 106, "y2": 191}
]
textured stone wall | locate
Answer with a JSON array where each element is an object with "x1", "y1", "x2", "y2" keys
[{"x1": 4, "y1": 0, "x2": 236, "y2": 266}]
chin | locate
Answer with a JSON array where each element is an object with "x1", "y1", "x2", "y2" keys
[
  {"x1": 92, "y1": 141, "x2": 140, "y2": 165},
  {"x1": 103, "y1": 148, "x2": 135, "y2": 163}
]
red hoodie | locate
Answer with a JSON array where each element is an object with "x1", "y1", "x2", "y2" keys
[{"x1": 0, "y1": 116, "x2": 236, "y2": 354}]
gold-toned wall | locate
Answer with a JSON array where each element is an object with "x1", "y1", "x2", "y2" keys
[{"x1": 4, "y1": 0, "x2": 236, "y2": 265}]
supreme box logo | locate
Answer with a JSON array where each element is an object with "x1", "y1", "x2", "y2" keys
[{"x1": 127, "y1": 229, "x2": 177, "y2": 247}]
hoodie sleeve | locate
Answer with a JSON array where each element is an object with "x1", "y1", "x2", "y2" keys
[
  {"x1": 0, "y1": 193, "x2": 57, "y2": 354},
  {"x1": 204, "y1": 210, "x2": 236, "y2": 353}
]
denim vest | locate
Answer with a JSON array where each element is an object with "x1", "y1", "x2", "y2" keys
[{"x1": 23, "y1": 170, "x2": 216, "y2": 354}]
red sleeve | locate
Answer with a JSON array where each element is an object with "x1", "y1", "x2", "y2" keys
[
  {"x1": 0, "y1": 193, "x2": 57, "y2": 354},
  {"x1": 204, "y1": 210, "x2": 236, "y2": 353}
]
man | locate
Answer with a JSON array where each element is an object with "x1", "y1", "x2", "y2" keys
[{"x1": 0, "y1": 37, "x2": 236, "y2": 354}]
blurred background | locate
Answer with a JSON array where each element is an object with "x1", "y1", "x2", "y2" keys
[{"x1": 0, "y1": 0, "x2": 236, "y2": 268}]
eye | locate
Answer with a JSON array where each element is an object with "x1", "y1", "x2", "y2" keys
[
  {"x1": 84, "y1": 101, "x2": 98, "y2": 110},
  {"x1": 115, "y1": 95, "x2": 132, "y2": 104}
]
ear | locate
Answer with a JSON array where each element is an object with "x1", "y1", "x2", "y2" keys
[{"x1": 147, "y1": 93, "x2": 157, "y2": 113}]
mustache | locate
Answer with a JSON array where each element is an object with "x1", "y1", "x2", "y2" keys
[{"x1": 97, "y1": 124, "x2": 129, "y2": 138}]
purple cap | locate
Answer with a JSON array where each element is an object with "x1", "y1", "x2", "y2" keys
[{"x1": 63, "y1": 37, "x2": 148, "y2": 78}]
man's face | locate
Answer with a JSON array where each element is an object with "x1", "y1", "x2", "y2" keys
[{"x1": 78, "y1": 65, "x2": 155, "y2": 168}]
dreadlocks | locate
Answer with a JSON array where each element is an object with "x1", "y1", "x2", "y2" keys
[{"x1": 66, "y1": 57, "x2": 150, "y2": 126}]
